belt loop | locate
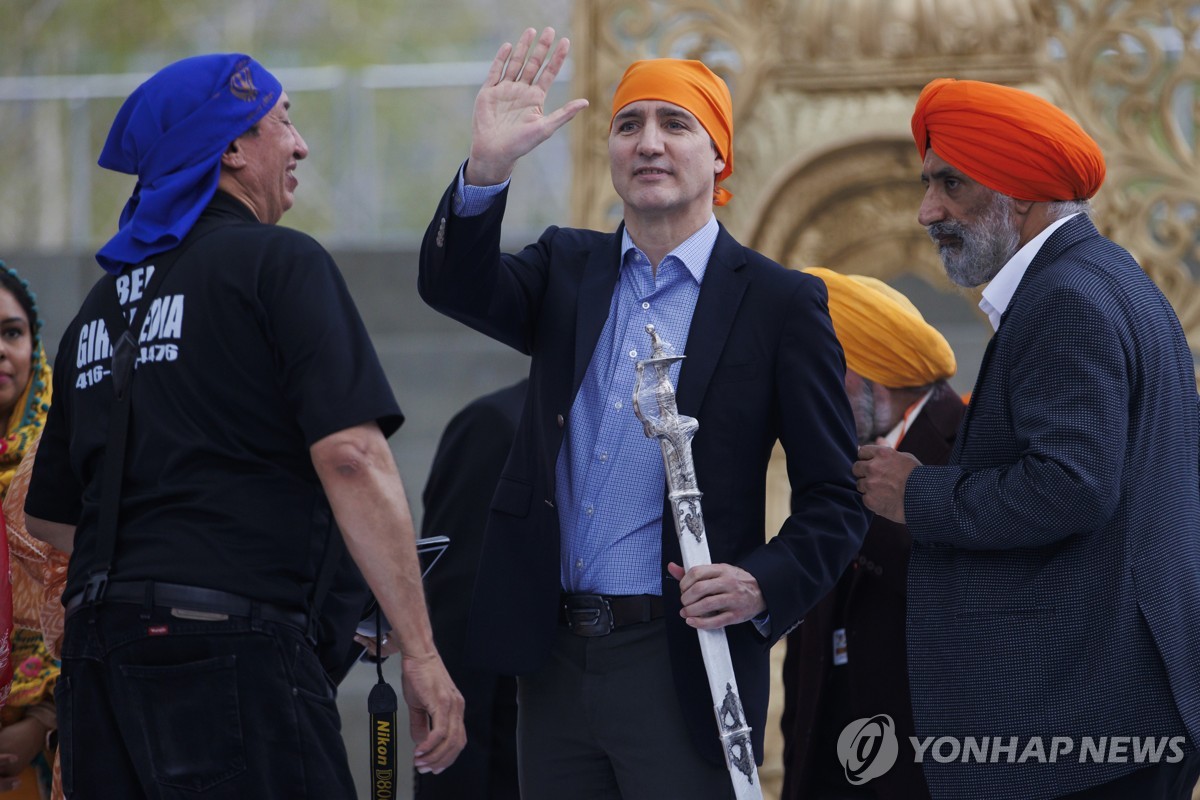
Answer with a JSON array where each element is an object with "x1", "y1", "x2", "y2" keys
[
  {"x1": 140, "y1": 581, "x2": 155, "y2": 621},
  {"x1": 249, "y1": 601, "x2": 263, "y2": 632},
  {"x1": 305, "y1": 607, "x2": 319, "y2": 646}
]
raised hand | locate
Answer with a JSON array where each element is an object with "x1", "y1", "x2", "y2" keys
[{"x1": 466, "y1": 27, "x2": 589, "y2": 186}]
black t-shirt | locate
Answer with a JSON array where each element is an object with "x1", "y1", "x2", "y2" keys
[{"x1": 27, "y1": 193, "x2": 403, "y2": 610}]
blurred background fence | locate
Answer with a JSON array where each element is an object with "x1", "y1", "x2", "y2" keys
[{"x1": 0, "y1": 60, "x2": 574, "y2": 250}]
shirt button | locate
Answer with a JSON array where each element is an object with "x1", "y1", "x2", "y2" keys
[
  {"x1": 641, "y1": 302, "x2": 650, "y2": 310},
  {"x1": 556, "y1": 414, "x2": 564, "y2": 428},
  {"x1": 575, "y1": 558, "x2": 584, "y2": 569},
  {"x1": 599, "y1": 452, "x2": 608, "y2": 462},
  {"x1": 585, "y1": 506, "x2": 594, "y2": 516},
  {"x1": 614, "y1": 401, "x2": 623, "y2": 410},
  {"x1": 629, "y1": 349, "x2": 637, "y2": 358}
]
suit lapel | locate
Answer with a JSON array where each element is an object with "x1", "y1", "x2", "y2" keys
[
  {"x1": 572, "y1": 229, "x2": 624, "y2": 395},
  {"x1": 676, "y1": 225, "x2": 749, "y2": 418},
  {"x1": 902, "y1": 382, "x2": 964, "y2": 462},
  {"x1": 954, "y1": 214, "x2": 1101, "y2": 458},
  {"x1": 999, "y1": 213, "x2": 1099, "y2": 328}
]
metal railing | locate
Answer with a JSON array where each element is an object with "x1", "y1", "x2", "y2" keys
[{"x1": 0, "y1": 61, "x2": 575, "y2": 250}]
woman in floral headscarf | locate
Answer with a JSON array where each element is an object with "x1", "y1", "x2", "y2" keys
[{"x1": 0, "y1": 263, "x2": 62, "y2": 800}]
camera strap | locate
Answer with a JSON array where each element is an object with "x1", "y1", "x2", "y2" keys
[{"x1": 367, "y1": 603, "x2": 399, "y2": 799}]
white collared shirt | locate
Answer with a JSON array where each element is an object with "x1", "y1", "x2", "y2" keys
[{"x1": 979, "y1": 213, "x2": 1079, "y2": 331}]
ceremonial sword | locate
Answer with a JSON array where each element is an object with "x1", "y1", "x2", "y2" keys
[{"x1": 632, "y1": 324, "x2": 763, "y2": 800}]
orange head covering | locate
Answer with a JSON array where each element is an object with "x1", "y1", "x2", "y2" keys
[
  {"x1": 911, "y1": 78, "x2": 1105, "y2": 202},
  {"x1": 804, "y1": 267, "x2": 956, "y2": 388},
  {"x1": 611, "y1": 59, "x2": 734, "y2": 206}
]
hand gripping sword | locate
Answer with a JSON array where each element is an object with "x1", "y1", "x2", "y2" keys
[{"x1": 632, "y1": 324, "x2": 762, "y2": 800}]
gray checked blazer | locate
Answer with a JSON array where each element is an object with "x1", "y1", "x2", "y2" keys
[{"x1": 904, "y1": 214, "x2": 1200, "y2": 800}]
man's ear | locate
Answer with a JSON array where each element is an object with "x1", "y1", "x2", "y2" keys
[
  {"x1": 711, "y1": 140, "x2": 725, "y2": 177},
  {"x1": 221, "y1": 138, "x2": 245, "y2": 170}
]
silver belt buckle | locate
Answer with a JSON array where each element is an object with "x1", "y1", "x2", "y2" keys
[{"x1": 564, "y1": 595, "x2": 614, "y2": 636}]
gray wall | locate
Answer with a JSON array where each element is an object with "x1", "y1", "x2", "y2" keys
[{"x1": 16, "y1": 251, "x2": 989, "y2": 478}]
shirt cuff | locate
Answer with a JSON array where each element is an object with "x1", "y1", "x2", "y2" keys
[
  {"x1": 453, "y1": 159, "x2": 509, "y2": 217},
  {"x1": 752, "y1": 611, "x2": 770, "y2": 637}
]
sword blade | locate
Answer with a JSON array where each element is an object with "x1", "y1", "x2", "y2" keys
[{"x1": 663, "y1": 444, "x2": 763, "y2": 800}]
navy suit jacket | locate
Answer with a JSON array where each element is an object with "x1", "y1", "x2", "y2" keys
[
  {"x1": 905, "y1": 215, "x2": 1200, "y2": 800},
  {"x1": 418, "y1": 179, "x2": 869, "y2": 765}
]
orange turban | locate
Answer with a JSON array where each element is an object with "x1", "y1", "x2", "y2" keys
[
  {"x1": 611, "y1": 59, "x2": 734, "y2": 206},
  {"x1": 911, "y1": 78, "x2": 1105, "y2": 202},
  {"x1": 805, "y1": 267, "x2": 956, "y2": 388}
]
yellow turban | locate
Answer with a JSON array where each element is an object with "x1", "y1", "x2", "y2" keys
[{"x1": 805, "y1": 267, "x2": 956, "y2": 388}]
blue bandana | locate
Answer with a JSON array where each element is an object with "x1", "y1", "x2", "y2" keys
[{"x1": 95, "y1": 54, "x2": 282, "y2": 274}]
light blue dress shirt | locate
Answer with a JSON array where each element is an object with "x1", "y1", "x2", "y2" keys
[
  {"x1": 454, "y1": 166, "x2": 718, "y2": 596},
  {"x1": 555, "y1": 221, "x2": 717, "y2": 594}
]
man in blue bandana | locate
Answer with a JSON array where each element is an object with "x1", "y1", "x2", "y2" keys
[{"x1": 25, "y1": 54, "x2": 465, "y2": 797}]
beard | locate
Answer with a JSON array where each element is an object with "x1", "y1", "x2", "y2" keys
[
  {"x1": 927, "y1": 192, "x2": 1020, "y2": 288},
  {"x1": 851, "y1": 379, "x2": 878, "y2": 446}
]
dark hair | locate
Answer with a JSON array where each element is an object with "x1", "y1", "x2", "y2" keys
[{"x1": 0, "y1": 262, "x2": 41, "y2": 344}]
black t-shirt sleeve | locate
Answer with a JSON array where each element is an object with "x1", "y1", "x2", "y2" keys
[
  {"x1": 258, "y1": 236, "x2": 403, "y2": 444},
  {"x1": 26, "y1": 326, "x2": 84, "y2": 525}
]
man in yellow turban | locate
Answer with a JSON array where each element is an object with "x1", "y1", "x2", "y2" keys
[
  {"x1": 782, "y1": 269, "x2": 964, "y2": 800},
  {"x1": 855, "y1": 80, "x2": 1200, "y2": 800},
  {"x1": 419, "y1": 26, "x2": 868, "y2": 799},
  {"x1": 801, "y1": 268, "x2": 957, "y2": 445}
]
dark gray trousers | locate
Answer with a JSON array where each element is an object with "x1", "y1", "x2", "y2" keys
[{"x1": 517, "y1": 617, "x2": 736, "y2": 800}]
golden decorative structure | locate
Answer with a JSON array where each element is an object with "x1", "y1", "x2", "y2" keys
[
  {"x1": 570, "y1": 0, "x2": 1200, "y2": 367},
  {"x1": 1036, "y1": 0, "x2": 1200, "y2": 366},
  {"x1": 569, "y1": 2, "x2": 1200, "y2": 797}
]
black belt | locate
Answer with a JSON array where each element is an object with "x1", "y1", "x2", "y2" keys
[
  {"x1": 64, "y1": 580, "x2": 309, "y2": 633},
  {"x1": 559, "y1": 593, "x2": 662, "y2": 637}
]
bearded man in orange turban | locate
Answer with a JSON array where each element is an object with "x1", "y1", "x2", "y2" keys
[
  {"x1": 419, "y1": 26, "x2": 868, "y2": 799},
  {"x1": 855, "y1": 79, "x2": 1200, "y2": 800}
]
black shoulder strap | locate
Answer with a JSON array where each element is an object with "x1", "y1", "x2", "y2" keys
[{"x1": 82, "y1": 252, "x2": 184, "y2": 603}]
